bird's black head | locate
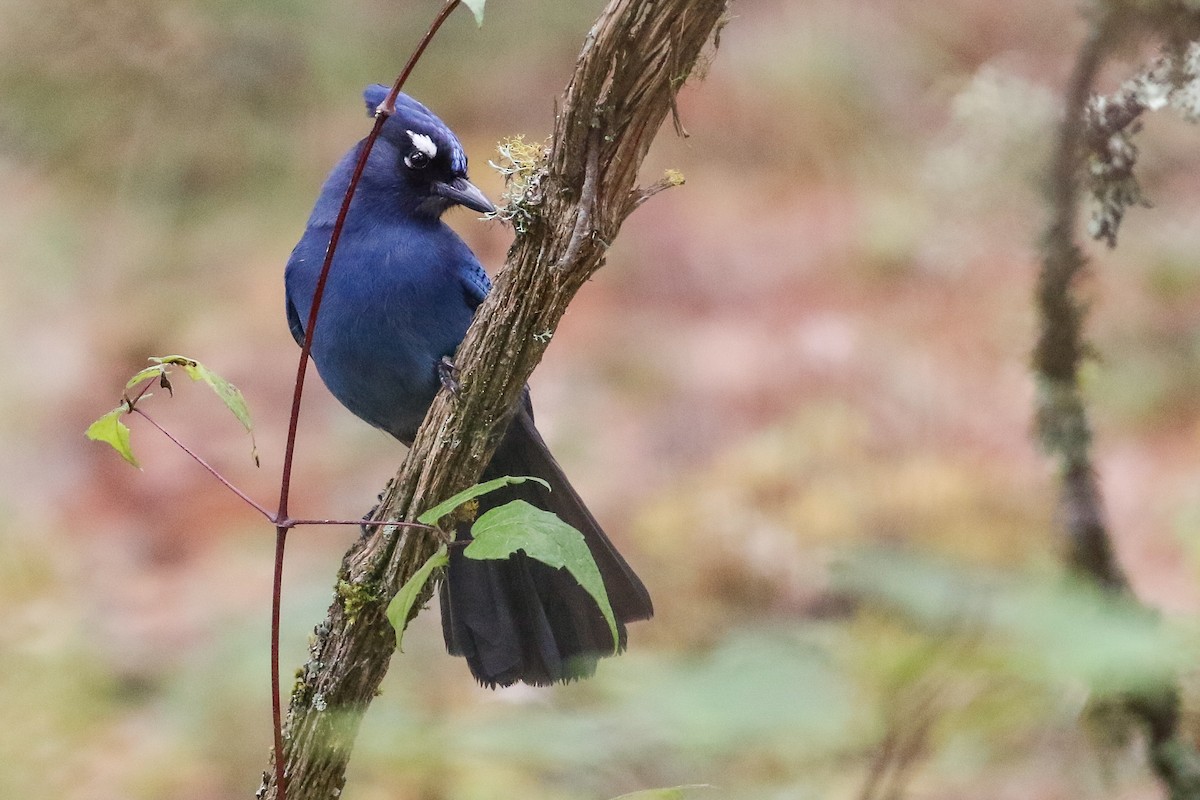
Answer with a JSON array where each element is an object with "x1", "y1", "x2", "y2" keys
[{"x1": 362, "y1": 85, "x2": 494, "y2": 219}]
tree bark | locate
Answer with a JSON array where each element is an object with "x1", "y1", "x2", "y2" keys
[{"x1": 258, "y1": 1, "x2": 729, "y2": 797}]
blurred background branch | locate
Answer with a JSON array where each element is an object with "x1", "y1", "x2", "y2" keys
[{"x1": 1035, "y1": 4, "x2": 1200, "y2": 797}]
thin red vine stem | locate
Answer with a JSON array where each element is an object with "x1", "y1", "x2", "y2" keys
[
  {"x1": 268, "y1": 3, "x2": 462, "y2": 797},
  {"x1": 125, "y1": 406, "x2": 440, "y2": 532},
  {"x1": 132, "y1": 408, "x2": 274, "y2": 520},
  {"x1": 125, "y1": 376, "x2": 156, "y2": 407},
  {"x1": 274, "y1": 0, "x2": 464, "y2": 521}
]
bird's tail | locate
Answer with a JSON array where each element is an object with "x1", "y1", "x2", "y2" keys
[{"x1": 439, "y1": 405, "x2": 653, "y2": 687}]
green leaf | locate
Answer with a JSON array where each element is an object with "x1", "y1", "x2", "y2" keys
[
  {"x1": 611, "y1": 787, "x2": 711, "y2": 800},
  {"x1": 124, "y1": 364, "x2": 167, "y2": 391},
  {"x1": 151, "y1": 354, "x2": 197, "y2": 368},
  {"x1": 155, "y1": 355, "x2": 259, "y2": 466},
  {"x1": 417, "y1": 475, "x2": 550, "y2": 525},
  {"x1": 179, "y1": 360, "x2": 254, "y2": 432},
  {"x1": 467, "y1": 500, "x2": 618, "y2": 652},
  {"x1": 386, "y1": 544, "x2": 449, "y2": 651},
  {"x1": 460, "y1": 0, "x2": 486, "y2": 26},
  {"x1": 85, "y1": 405, "x2": 139, "y2": 468}
]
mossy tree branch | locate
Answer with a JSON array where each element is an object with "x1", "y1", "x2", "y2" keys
[
  {"x1": 1035, "y1": 6, "x2": 1129, "y2": 590},
  {"x1": 1036, "y1": 4, "x2": 1200, "y2": 797},
  {"x1": 258, "y1": 1, "x2": 729, "y2": 797}
]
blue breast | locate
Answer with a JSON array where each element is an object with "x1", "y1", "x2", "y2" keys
[{"x1": 284, "y1": 212, "x2": 481, "y2": 441}]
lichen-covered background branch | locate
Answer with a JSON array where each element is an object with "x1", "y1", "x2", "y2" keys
[{"x1": 1035, "y1": 5, "x2": 1200, "y2": 797}]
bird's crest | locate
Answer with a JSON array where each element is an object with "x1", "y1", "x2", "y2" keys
[{"x1": 362, "y1": 84, "x2": 468, "y2": 175}]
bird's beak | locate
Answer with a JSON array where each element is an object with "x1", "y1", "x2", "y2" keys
[{"x1": 432, "y1": 176, "x2": 495, "y2": 214}]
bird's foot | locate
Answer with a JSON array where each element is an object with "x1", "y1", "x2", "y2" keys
[
  {"x1": 438, "y1": 356, "x2": 461, "y2": 396},
  {"x1": 360, "y1": 490, "x2": 385, "y2": 538},
  {"x1": 360, "y1": 504, "x2": 378, "y2": 539}
]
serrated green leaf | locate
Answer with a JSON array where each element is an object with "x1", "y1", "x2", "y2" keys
[
  {"x1": 467, "y1": 500, "x2": 618, "y2": 652},
  {"x1": 386, "y1": 544, "x2": 449, "y2": 651},
  {"x1": 85, "y1": 406, "x2": 139, "y2": 467},
  {"x1": 611, "y1": 786, "x2": 711, "y2": 800},
  {"x1": 417, "y1": 475, "x2": 550, "y2": 525},
  {"x1": 460, "y1": 0, "x2": 486, "y2": 26}
]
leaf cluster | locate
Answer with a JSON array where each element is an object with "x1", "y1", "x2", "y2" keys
[
  {"x1": 387, "y1": 475, "x2": 618, "y2": 653},
  {"x1": 86, "y1": 355, "x2": 257, "y2": 468}
]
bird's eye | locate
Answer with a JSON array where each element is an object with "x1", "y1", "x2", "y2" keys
[{"x1": 404, "y1": 151, "x2": 430, "y2": 170}]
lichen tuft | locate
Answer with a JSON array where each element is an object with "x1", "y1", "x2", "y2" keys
[{"x1": 487, "y1": 135, "x2": 551, "y2": 234}]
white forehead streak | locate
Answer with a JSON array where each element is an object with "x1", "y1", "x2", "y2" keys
[{"x1": 406, "y1": 130, "x2": 438, "y2": 159}]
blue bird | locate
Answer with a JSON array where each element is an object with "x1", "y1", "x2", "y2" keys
[{"x1": 285, "y1": 86, "x2": 653, "y2": 687}]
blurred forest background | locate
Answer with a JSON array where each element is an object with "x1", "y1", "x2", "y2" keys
[{"x1": 4, "y1": 0, "x2": 1200, "y2": 798}]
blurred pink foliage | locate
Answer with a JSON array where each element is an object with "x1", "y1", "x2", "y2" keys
[{"x1": 4, "y1": 0, "x2": 1200, "y2": 798}]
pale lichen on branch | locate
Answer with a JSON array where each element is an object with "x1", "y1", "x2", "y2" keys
[
  {"x1": 1083, "y1": 41, "x2": 1200, "y2": 246},
  {"x1": 487, "y1": 135, "x2": 550, "y2": 233}
]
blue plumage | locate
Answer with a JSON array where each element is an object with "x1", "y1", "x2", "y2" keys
[{"x1": 285, "y1": 87, "x2": 652, "y2": 686}]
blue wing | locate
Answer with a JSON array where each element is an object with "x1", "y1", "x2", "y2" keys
[
  {"x1": 286, "y1": 294, "x2": 306, "y2": 347},
  {"x1": 461, "y1": 260, "x2": 491, "y2": 311}
]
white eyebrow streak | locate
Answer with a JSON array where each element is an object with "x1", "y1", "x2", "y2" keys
[{"x1": 406, "y1": 130, "x2": 438, "y2": 159}]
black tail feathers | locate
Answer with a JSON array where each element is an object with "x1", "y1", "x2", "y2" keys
[{"x1": 438, "y1": 406, "x2": 653, "y2": 687}]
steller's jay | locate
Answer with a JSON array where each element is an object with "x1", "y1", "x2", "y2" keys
[{"x1": 284, "y1": 86, "x2": 653, "y2": 687}]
